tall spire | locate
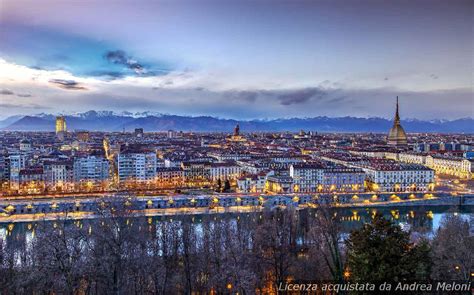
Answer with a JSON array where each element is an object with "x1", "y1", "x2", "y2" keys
[{"x1": 394, "y1": 96, "x2": 400, "y2": 125}]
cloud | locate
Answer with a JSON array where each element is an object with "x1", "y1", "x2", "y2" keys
[
  {"x1": 0, "y1": 102, "x2": 47, "y2": 109},
  {"x1": 430, "y1": 74, "x2": 439, "y2": 79},
  {"x1": 0, "y1": 89, "x2": 32, "y2": 97},
  {"x1": 17, "y1": 93, "x2": 32, "y2": 97},
  {"x1": 0, "y1": 89, "x2": 14, "y2": 95},
  {"x1": 49, "y1": 79, "x2": 88, "y2": 90},
  {"x1": 224, "y1": 90, "x2": 259, "y2": 103},
  {"x1": 105, "y1": 50, "x2": 146, "y2": 75},
  {"x1": 276, "y1": 87, "x2": 327, "y2": 105}
]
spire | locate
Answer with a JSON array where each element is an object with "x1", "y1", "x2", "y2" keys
[{"x1": 394, "y1": 96, "x2": 400, "y2": 124}]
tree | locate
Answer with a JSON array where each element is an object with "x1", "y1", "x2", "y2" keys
[
  {"x1": 345, "y1": 214, "x2": 432, "y2": 282},
  {"x1": 307, "y1": 205, "x2": 345, "y2": 281},
  {"x1": 431, "y1": 214, "x2": 473, "y2": 280},
  {"x1": 215, "y1": 178, "x2": 222, "y2": 192},
  {"x1": 223, "y1": 179, "x2": 231, "y2": 192},
  {"x1": 253, "y1": 208, "x2": 298, "y2": 292}
]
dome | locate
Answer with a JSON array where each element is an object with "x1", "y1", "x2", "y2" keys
[
  {"x1": 387, "y1": 96, "x2": 407, "y2": 147},
  {"x1": 388, "y1": 124, "x2": 407, "y2": 146}
]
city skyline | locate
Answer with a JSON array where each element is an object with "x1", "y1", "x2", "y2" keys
[{"x1": 0, "y1": 0, "x2": 473, "y2": 120}]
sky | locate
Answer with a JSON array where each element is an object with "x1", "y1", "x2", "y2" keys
[{"x1": 0, "y1": 0, "x2": 472, "y2": 120}]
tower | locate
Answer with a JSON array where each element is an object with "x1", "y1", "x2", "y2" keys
[
  {"x1": 55, "y1": 116, "x2": 67, "y2": 134},
  {"x1": 55, "y1": 116, "x2": 67, "y2": 140},
  {"x1": 387, "y1": 96, "x2": 407, "y2": 147},
  {"x1": 233, "y1": 124, "x2": 240, "y2": 137}
]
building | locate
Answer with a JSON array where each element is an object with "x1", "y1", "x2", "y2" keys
[
  {"x1": 425, "y1": 155, "x2": 473, "y2": 179},
  {"x1": 8, "y1": 154, "x2": 26, "y2": 190},
  {"x1": 398, "y1": 152, "x2": 427, "y2": 165},
  {"x1": 118, "y1": 148, "x2": 157, "y2": 183},
  {"x1": 321, "y1": 168, "x2": 365, "y2": 193},
  {"x1": 209, "y1": 162, "x2": 242, "y2": 181},
  {"x1": 237, "y1": 172, "x2": 270, "y2": 193},
  {"x1": 134, "y1": 128, "x2": 144, "y2": 137},
  {"x1": 56, "y1": 116, "x2": 67, "y2": 140},
  {"x1": 19, "y1": 139, "x2": 32, "y2": 152},
  {"x1": 290, "y1": 163, "x2": 324, "y2": 193},
  {"x1": 227, "y1": 123, "x2": 247, "y2": 142},
  {"x1": 73, "y1": 155, "x2": 110, "y2": 185},
  {"x1": 387, "y1": 97, "x2": 407, "y2": 147},
  {"x1": 76, "y1": 131, "x2": 90, "y2": 142},
  {"x1": 208, "y1": 151, "x2": 251, "y2": 162},
  {"x1": 167, "y1": 130, "x2": 177, "y2": 139},
  {"x1": 290, "y1": 163, "x2": 365, "y2": 193},
  {"x1": 19, "y1": 168, "x2": 44, "y2": 194},
  {"x1": 55, "y1": 116, "x2": 67, "y2": 133},
  {"x1": 156, "y1": 167, "x2": 183, "y2": 188},
  {"x1": 362, "y1": 161, "x2": 435, "y2": 192},
  {"x1": 265, "y1": 175, "x2": 294, "y2": 193},
  {"x1": 181, "y1": 161, "x2": 211, "y2": 186},
  {"x1": 44, "y1": 160, "x2": 74, "y2": 191}
]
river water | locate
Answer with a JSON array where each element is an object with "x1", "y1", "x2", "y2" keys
[{"x1": 0, "y1": 205, "x2": 472, "y2": 245}]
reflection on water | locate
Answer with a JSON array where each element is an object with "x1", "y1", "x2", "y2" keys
[{"x1": 0, "y1": 205, "x2": 472, "y2": 246}]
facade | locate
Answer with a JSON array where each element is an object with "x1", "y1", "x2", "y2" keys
[
  {"x1": 76, "y1": 131, "x2": 90, "y2": 142},
  {"x1": 44, "y1": 161, "x2": 74, "y2": 191},
  {"x1": 73, "y1": 155, "x2": 110, "y2": 184},
  {"x1": 19, "y1": 139, "x2": 32, "y2": 152},
  {"x1": 290, "y1": 163, "x2": 324, "y2": 192},
  {"x1": 290, "y1": 163, "x2": 365, "y2": 193},
  {"x1": 19, "y1": 168, "x2": 44, "y2": 194},
  {"x1": 118, "y1": 150, "x2": 157, "y2": 183},
  {"x1": 209, "y1": 162, "x2": 242, "y2": 181},
  {"x1": 8, "y1": 154, "x2": 26, "y2": 190},
  {"x1": 363, "y1": 163, "x2": 434, "y2": 192},
  {"x1": 387, "y1": 97, "x2": 408, "y2": 147},
  {"x1": 265, "y1": 175, "x2": 294, "y2": 193},
  {"x1": 425, "y1": 155, "x2": 473, "y2": 179},
  {"x1": 208, "y1": 152, "x2": 251, "y2": 162},
  {"x1": 55, "y1": 116, "x2": 67, "y2": 141},
  {"x1": 321, "y1": 168, "x2": 365, "y2": 193},
  {"x1": 181, "y1": 161, "x2": 211, "y2": 186},
  {"x1": 236, "y1": 172, "x2": 269, "y2": 193},
  {"x1": 398, "y1": 152, "x2": 426, "y2": 165},
  {"x1": 156, "y1": 167, "x2": 184, "y2": 188}
]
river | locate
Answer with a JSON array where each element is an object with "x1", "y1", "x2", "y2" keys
[{"x1": 1, "y1": 204, "x2": 472, "y2": 245}]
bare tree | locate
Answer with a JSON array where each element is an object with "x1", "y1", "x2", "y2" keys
[
  {"x1": 307, "y1": 204, "x2": 345, "y2": 282},
  {"x1": 431, "y1": 214, "x2": 473, "y2": 280}
]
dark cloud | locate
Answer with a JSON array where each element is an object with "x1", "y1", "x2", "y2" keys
[
  {"x1": 17, "y1": 93, "x2": 32, "y2": 97},
  {"x1": 276, "y1": 87, "x2": 326, "y2": 105},
  {"x1": 0, "y1": 89, "x2": 14, "y2": 95},
  {"x1": 105, "y1": 50, "x2": 146, "y2": 74},
  {"x1": 384, "y1": 77, "x2": 389, "y2": 81},
  {"x1": 0, "y1": 89, "x2": 32, "y2": 97},
  {"x1": 49, "y1": 79, "x2": 88, "y2": 90},
  {"x1": 0, "y1": 102, "x2": 47, "y2": 109},
  {"x1": 430, "y1": 74, "x2": 439, "y2": 79},
  {"x1": 224, "y1": 90, "x2": 259, "y2": 103},
  {"x1": 326, "y1": 96, "x2": 351, "y2": 104}
]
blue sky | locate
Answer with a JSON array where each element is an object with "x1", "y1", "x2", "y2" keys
[{"x1": 0, "y1": 0, "x2": 472, "y2": 119}]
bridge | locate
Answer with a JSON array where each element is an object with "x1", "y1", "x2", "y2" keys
[{"x1": 1, "y1": 192, "x2": 473, "y2": 223}]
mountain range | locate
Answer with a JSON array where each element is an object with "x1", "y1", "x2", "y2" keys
[{"x1": 0, "y1": 111, "x2": 472, "y2": 133}]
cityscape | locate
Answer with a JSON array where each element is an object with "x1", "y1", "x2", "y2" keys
[
  {"x1": 1, "y1": 98, "x2": 473, "y2": 199},
  {"x1": 0, "y1": 0, "x2": 473, "y2": 294}
]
